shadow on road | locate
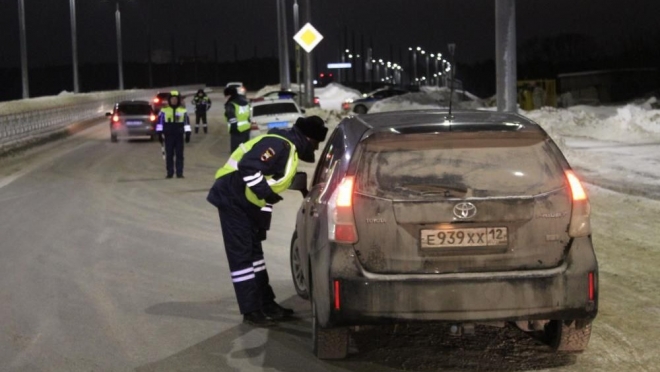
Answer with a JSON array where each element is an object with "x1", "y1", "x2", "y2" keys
[{"x1": 138, "y1": 296, "x2": 577, "y2": 372}]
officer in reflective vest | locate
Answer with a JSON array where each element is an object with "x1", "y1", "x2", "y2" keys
[
  {"x1": 207, "y1": 116, "x2": 328, "y2": 326},
  {"x1": 224, "y1": 86, "x2": 251, "y2": 153},
  {"x1": 192, "y1": 88, "x2": 212, "y2": 134},
  {"x1": 156, "y1": 91, "x2": 191, "y2": 178}
]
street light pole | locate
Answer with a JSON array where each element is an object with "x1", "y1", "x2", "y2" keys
[
  {"x1": 69, "y1": 0, "x2": 80, "y2": 93},
  {"x1": 293, "y1": 0, "x2": 302, "y2": 105},
  {"x1": 115, "y1": 2, "x2": 124, "y2": 90},
  {"x1": 276, "y1": 0, "x2": 290, "y2": 90},
  {"x1": 18, "y1": 0, "x2": 29, "y2": 98},
  {"x1": 496, "y1": 0, "x2": 517, "y2": 112},
  {"x1": 302, "y1": 0, "x2": 314, "y2": 107}
]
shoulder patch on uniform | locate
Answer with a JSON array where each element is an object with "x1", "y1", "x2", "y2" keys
[{"x1": 261, "y1": 147, "x2": 276, "y2": 162}]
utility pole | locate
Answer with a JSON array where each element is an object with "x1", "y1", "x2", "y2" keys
[
  {"x1": 69, "y1": 0, "x2": 79, "y2": 93},
  {"x1": 352, "y1": 31, "x2": 357, "y2": 84},
  {"x1": 18, "y1": 0, "x2": 29, "y2": 98},
  {"x1": 214, "y1": 39, "x2": 219, "y2": 86},
  {"x1": 361, "y1": 34, "x2": 366, "y2": 83},
  {"x1": 147, "y1": 0, "x2": 153, "y2": 88},
  {"x1": 302, "y1": 0, "x2": 314, "y2": 107},
  {"x1": 496, "y1": 0, "x2": 518, "y2": 112},
  {"x1": 276, "y1": 0, "x2": 291, "y2": 90},
  {"x1": 293, "y1": 0, "x2": 302, "y2": 105},
  {"x1": 115, "y1": 2, "x2": 124, "y2": 90}
]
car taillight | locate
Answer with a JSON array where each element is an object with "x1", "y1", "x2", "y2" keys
[
  {"x1": 342, "y1": 102, "x2": 350, "y2": 110},
  {"x1": 314, "y1": 97, "x2": 320, "y2": 105},
  {"x1": 153, "y1": 98, "x2": 159, "y2": 103},
  {"x1": 112, "y1": 114, "x2": 120, "y2": 123},
  {"x1": 250, "y1": 122, "x2": 259, "y2": 130},
  {"x1": 328, "y1": 176, "x2": 358, "y2": 244},
  {"x1": 566, "y1": 170, "x2": 591, "y2": 237},
  {"x1": 150, "y1": 114, "x2": 157, "y2": 122}
]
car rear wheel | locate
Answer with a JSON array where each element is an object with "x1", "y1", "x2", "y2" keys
[
  {"x1": 545, "y1": 319, "x2": 592, "y2": 353},
  {"x1": 110, "y1": 134, "x2": 118, "y2": 143},
  {"x1": 353, "y1": 105, "x2": 368, "y2": 114},
  {"x1": 290, "y1": 232, "x2": 309, "y2": 299}
]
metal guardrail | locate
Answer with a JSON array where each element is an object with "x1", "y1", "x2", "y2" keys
[{"x1": 0, "y1": 85, "x2": 203, "y2": 153}]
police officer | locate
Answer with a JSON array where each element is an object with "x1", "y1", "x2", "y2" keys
[
  {"x1": 156, "y1": 91, "x2": 191, "y2": 178},
  {"x1": 224, "y1": 86, "x2": 251, "y2": 153},
  {"x1": 207, "y1": 116, "x2": 328, "y2": 326},
  {"x1": 192, "y1": 88, "x2": 212, "y2": 134}
]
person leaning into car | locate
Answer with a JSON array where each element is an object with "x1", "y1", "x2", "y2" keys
[
  {"x1": 206, "y1": 116, "x2": 328, "y2": 326},
  {"x1": 156, "y1": 91, "x2": 191, "y2": 179},
  {"x1": 223, "y1": 86, "x2": 251, "y2": 153}
]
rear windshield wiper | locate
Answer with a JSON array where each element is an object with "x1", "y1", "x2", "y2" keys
[{"x1": 395, "y1": 184, "x2": 468, "y2": 197}]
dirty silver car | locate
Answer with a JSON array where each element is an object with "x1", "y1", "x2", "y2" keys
[{"x1": 289, "y1": 110, "x2": 598, "y2": 359}]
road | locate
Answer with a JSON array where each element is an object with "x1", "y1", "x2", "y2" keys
[{"x1": 0, "y1": 96, "x2": 659, "y2": 371}]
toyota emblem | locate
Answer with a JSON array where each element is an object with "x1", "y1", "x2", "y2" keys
[{"x1": 453, "y1": 202, "x2": 477, "y2": 219}]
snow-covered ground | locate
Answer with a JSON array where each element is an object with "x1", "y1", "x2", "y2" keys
[
  {"x1": 254, "y1": 83, "x2": 362, "y2": 111},
  {"x1": 370, "y1": 86, "x2": 489, "y2": 113}
]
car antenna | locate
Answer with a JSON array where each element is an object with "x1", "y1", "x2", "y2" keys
[{"x1": 446, "y1": 43, "x2": 457, "y2": 122}]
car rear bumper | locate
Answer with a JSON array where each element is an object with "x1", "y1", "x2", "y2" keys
[
  {"x1": 112, "y1": 126, "x2": 155, "y2": 137},
  {"x1": 327, "y1": 236, "x2": 598, "y2": 325}
]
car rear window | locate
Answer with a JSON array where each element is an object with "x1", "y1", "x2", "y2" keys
[
  {"x1": 118, "y1": 104, "x2": 152, "y2": 115},
  {"x1": 252, "y1": 103, "x2": 299, "y2": 116},
  {"x1": 355, "y1": 131, "x2": 566, "y2": 199}
]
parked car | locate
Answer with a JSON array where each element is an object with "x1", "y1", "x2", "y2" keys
[
  {"x1": 342, "y1": 87, "x2": 408, "y2": 114},
  {"x1": 106, "y1": 100, "x2": 158, "y2": 142},
  {"x1": 252, "y1": 90, "x2": 321, "y2": 107},
  {"x1": 288, "y1": 110, "x2": 598, "y2": 359},
  {"x1": 151, "y1": 92, "x2": 171, "y2": 113},
  {"x1": 226, "y1": 82, "x2": 247, "y2": 96},
  {"x1": 249, "y1": 99, "x2": 305, "y2": 138}
]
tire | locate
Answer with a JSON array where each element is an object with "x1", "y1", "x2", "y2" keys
[
  {"x1": 290, "y1": 232, "x2": 309, "y2": 299},
  {"x1": 111, "y1": 134, "x2": 118, "y2": 143},
  {"x1": 353, "y1": 105, "x2": 368, "y2": 114},
  {"x1": 311, "y1": 272, "x2": 348, "y2": 359},
  {"x1": 545, "y1": 319, "x2": 592, "y2": 353}
]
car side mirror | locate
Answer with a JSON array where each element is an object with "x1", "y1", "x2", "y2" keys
[
  {"x1": 289, "y1": 172, "x2": 308, "y2": 197},
  {"x1": 105, "y1": 112, "x2": 112, "y2": 117}
]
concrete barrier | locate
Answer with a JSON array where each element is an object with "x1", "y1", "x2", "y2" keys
[{"x1": 0, "y1": 85, "x2": 203, "y2": 153}]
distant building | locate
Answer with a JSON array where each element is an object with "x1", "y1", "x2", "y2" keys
[{"x1": 557, "y1": 68, "x2": 659, "y2": 106}]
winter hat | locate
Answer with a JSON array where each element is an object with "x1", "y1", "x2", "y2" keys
[
  {"x1": 294, "y1": 116, "x2": 328, "y2": 142},
  {"x1": 224, "y1": 86, "x2": 237, "y2": 97}
]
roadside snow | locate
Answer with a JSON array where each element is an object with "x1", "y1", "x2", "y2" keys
[
  {"x1": 315, "y1": 83, "x2": 362, "y2": 111},
  {"x1": 370, "y1": 86, "x2": 488, "y2": 113}
]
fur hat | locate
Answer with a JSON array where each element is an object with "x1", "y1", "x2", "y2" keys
[{"x1": 294, "y1": 116, "x2": 328, "y2": 142}]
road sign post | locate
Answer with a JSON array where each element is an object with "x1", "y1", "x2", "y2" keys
[{"x1": 293, "y1": 22, "x2": 324, "y2": 107}]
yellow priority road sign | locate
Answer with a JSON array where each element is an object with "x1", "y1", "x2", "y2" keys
[{"x1": 293, "y1": 23, "x2": 324, "y2": 53}]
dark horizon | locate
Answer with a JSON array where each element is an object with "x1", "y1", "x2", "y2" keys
[{"x1": 2, "y1": 0, "x2": 660, "y2": 68}]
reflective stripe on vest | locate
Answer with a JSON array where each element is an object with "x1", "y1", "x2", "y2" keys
[
  {"x1": 161, "y1": 106, "x2": 187, "y2": 123},
  {"x1": 214, "y1": 134, "x2": 298, "y2": 208},
  {"x1": 229, "y1": 103, "x2": 250, "y2": 133}
]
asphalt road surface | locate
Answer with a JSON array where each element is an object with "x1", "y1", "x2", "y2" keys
[{"x1": 0, "y1": 97, "x2": 658, "y2": 371}]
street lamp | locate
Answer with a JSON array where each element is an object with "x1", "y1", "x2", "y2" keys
[
  {"x1": 115, "y1": 2, "x2": 124, "y2": 90},
  {"x1": 18, "y1": 0, "x2": 29, "y2": 98},
  {"x1": 69, "y1": 0, "x2": 80, "y2": 93}
]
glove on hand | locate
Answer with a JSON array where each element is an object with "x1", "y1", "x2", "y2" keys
[
  {"x1": 229, "y1": 123, "x2": 239, "y2": 135},
  {"x1": 185, "y1": 132, "x2": 191, "y2": 143},
  {"x1": 264, "y1": 193, "x2": 283, "y2": 204}
]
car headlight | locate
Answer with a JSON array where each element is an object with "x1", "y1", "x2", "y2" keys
[{"x1": 344, "y1": 99, "x2": 353, "y2": 104}]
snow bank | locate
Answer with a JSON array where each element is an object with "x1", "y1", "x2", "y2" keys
[
  {"x1": 315, "y1": 83, "x2": 362, "y2": 111},
  {"x1": 523, "y1": 103, "x2": 660, "y2": 144},
  {"x1": 370, "y1": 86, "x2": 487, "y2": 113}
]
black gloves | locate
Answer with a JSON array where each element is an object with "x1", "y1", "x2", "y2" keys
[
  {"x1": 185, "y1": 132, "x2": 191, "y2": 143},
  {"x1": 264, "y1": 193, "x2": 283, "y2": 204},
  {"x1": 229, "y1": 123, "x2": 239, "y2": 134},
  {"x1": 258, "y1": 229, "x2": 267, "y2": 241},
  {"x1": 300, "y1": 188, "x2": 309, "y2": 198}
]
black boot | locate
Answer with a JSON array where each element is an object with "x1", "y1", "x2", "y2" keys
[
  {"x1": 243, "y1": 310, "x2": 277, "y2": 327},
  {"x1": 263, "y1": 302, "x2": 294, "y2": 320}
]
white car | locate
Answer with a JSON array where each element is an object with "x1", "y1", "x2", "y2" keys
[
  {"x1": 249, "y1": 99, "x2": 305, "y2": 138},
  {"x1": 226, "y1": 82, "x2": 247, "y2": 96}
]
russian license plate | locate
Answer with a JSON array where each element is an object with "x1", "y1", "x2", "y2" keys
[
  {"x1": 420, "y1": 227, "x2": 508, "y2": 249},
  {"x1": 267, "y1": 121, "x2": 288, "y2": 129},
  {"x1": 126, "y1": 120, "x2": 142, "y2": 126}
]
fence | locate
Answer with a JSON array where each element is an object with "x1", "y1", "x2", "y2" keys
[{"x1": 0, "y1": 85, "x2": 203, "y2": 153}]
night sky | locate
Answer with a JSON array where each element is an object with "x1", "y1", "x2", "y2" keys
[{"x1": 2, "y1": 0, "x2": 659, "y2": 68}]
